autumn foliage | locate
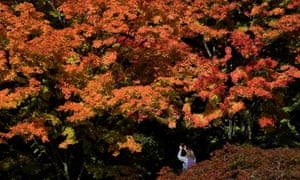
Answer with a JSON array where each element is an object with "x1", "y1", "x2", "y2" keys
[
  {"x1": 157, "y1": 144, "x2": 300, "y2": 179},
  {"x1": 0, "y1": 0, "x2": 299, "y2": 179}
]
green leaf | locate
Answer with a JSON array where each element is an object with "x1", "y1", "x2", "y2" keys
[
  {"x1": 66, "y1": 56, "x2": 80, "y2": 64},
  {"x1": 33, "y1": 148, "x2": 39, "y2": 154},
  {"x1": 42, "y1": 113, "x2": 61, "y2": 126},
  {"x1": 282, "y1": 94, "x2": 300, "y2": 112},
  {"x1": 112, "y1": 43, "x2": 121, "y2": 49},
  {"x1": 49, "y1": 11, "x2": 58, "y2": 18},
  {"x1": 210, "y1": 137, "x2": 218, "y2": 144},
  {"x1": 238, "y1": 25, "x2": 248, "y2": 31},
  {"x1": 280, "y1": 119, "x2": 299, "y2": 136}
]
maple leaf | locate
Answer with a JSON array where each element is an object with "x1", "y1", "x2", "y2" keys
[
  {"x1": 190, "y1": 114, "x2": 208, "y2": 128},
  {"x1": 182, "y1": 103, "x2": 192, "y2": 116},
  {"x1": 281, "y1": 65, "x2": 300, "y2": 79},
  {"x1": 92, "y1": 39, "x2": 103, "y2": 49},
  {"x1": 228, "y1": 101, "x2": 246, "y2": 117},
  {"x1": 246, "y1": 77, "x2": 268, "y2": 88},
  {"x1": 0, "y1": 119, "x2": 49, "y2": 144},
  {"x1": 58, "y1": 127, "x2": 78, "y2": 149},
  {"x1": 258, "y1": 117, "x2": 275, "y2": 128},
  {"x1": 246, "y1": 58, "x2": 278, "y2": 72},
  {"x1": 230, "y1": 67, "x2": 248, "y2": 84},
  {"x1": 57, "y1": 102, "x2": 96, "y2": 122},
  {"x1": 102, "y1": 51, "x2": 117, "y2": 66},
  {"x1": 0, "y1": 50, "x2": 7, "y2": 71},
  {"x1": 269, "y1": 8, "x2": 285, "y2": 16},
  {"x1": 168, "y1": 120, "x2": 177, "y2": 129},
  {"x1": 186, "y1": 109, "x2": 223, "y2": 128},
  {"x1": 113, "y1": 135, "x2": 142, "y2": 157},
  {"x1": 230, "y1": 30, "x2": 262, "y2": 58}
]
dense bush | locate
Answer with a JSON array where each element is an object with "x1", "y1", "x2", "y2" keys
[{"x1": 158, "y1": 144, "x2": 300, "y2": 179}]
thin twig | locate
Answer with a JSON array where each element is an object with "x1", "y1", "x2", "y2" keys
[{"x1": 203, "y1": 40, "x2": 212, "y2": 58}]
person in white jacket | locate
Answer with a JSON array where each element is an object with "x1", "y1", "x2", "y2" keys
[{"x1": 177, "y1": 143, "x2": 196, "y2": 171}]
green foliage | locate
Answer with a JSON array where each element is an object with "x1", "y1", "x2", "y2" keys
[
  {"x1": 282, "y1": 94, "x2": 300, "y2": 113},
  {"x1": 280, "y1": 119, "x2": 299, "y2": 137},
  {"x1": 30, "y1": 138, "x2": 47, "y2": 158}
]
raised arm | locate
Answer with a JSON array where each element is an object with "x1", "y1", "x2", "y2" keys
[{"x1": 177, "y1": 146, "x2": 187, "y2": 163}]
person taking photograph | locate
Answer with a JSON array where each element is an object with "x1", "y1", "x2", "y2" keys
[{"x1": 177, "y1": 143, "x2": 196, "y2": 171}]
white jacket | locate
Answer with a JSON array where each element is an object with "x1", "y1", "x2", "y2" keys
[{"x1": 177, "y1": 149, "x2": 196, "y2": 171}]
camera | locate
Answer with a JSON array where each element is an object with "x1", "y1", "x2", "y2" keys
[{"x1": 180, "y1": 143, "x2": 187, "y2": 149}]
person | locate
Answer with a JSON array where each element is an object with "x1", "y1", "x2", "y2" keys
[{"x1": 177, "y1": 143, "x2": 196, "y2": 171}]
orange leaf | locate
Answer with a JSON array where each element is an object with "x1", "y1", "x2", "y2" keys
[{"x1": 258, "y1": 117, "x2": 275, "y2": 128}]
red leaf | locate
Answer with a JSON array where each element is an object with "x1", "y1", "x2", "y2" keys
[{"x1": 258, "y1": 117, "x2": 275, "y2": 128}]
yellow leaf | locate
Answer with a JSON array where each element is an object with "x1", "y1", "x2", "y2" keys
[
  {"x1": 58, "y1": 127, "x2": 78, "y2": 149},
  {"x1": 42, "y1": 113, "x2": 61, "y2": 126},
  {"x1": 113, "y1": 135, "x2": 142, "y2": 156}
]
